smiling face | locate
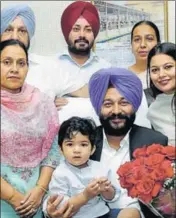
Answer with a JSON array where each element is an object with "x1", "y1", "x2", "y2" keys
[
  {"x1": 61, "y1": 132, "x2": 95, "y2": 168},
  {"x1": 1, "y1": 17, "x2": 29, "y2": 48},
  {"x1": 68, "y1": 16, "x2": 94, "y2": 55},
  {"x1": 1, "y1": 44, "x2": 28, "y2": 93},
  {"x1": 132, "y1": 24, "x2": 158, "y2": 62},
  {"x1": 100, "y1": 87, "x2": 135, "y2": 136},
  {"x1": 150, "y1": 54, "x2": 176, "y2": 94}
]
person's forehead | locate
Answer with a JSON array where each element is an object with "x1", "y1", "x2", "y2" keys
[
  {"x1": 133, "y1": 24, "x2": 156, "y2": 36},
  {"x1": 73, "y1": 16, "x2": 91, "y2": 27},
  {"x1": 104, "y1": 87, "x2": 124, "y2": 100},
  {"x1": 1, "y1": 45, "x2": 26, "y2": 58},
  {"x1": 8, "y1": 16, "x2": 27, "y2": 29}
]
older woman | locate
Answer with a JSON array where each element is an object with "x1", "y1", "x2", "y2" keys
[
  {"x1": 0, "y1": 39, "x2": 60, "y2": 218},
  {"x1": 147, "y1": 42, "x2": 176, "y2": 145}
]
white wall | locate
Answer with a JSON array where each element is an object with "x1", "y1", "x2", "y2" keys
[
  {"x1": 168, "y1": 1, "x2": 175, "y2": 43},
  {"x1": 1, "y1": 1, "x2": 175, "y2": 55}
]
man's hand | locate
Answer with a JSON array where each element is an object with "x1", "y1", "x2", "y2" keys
[
  {"x1": 83, "y1": 179, "x2": 100, "y2": 200},
  {"x1": 47, "y1": 195, "x2": 74, "y2": 218},
  {"x1": 54, "y1": 97, "x2": 68, "y2": 110}
]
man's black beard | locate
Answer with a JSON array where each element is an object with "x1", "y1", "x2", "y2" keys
[
  {"x1": 68, "y1": 37, "x2": 94, "y2": 56},
  {"x1": 99, "y1": 113, "x2": 136, "y2": 136}
]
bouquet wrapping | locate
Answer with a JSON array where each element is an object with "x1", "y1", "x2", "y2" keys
[{"x1": 117, "y1": 144, "x2": 176, "y2": 218}]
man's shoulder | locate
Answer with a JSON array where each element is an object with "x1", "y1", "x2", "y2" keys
[
  {"x1": 94, "y1": 54, "x2": 111, "y2": 67},
  {"x1": 131, "y1": 124, "x2": 168, "y2": 142}
]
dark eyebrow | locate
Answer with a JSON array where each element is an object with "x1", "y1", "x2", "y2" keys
[
  {"x1": 6, "y1": 25, "x2": 13, "y2": 29},
  {"x1": 64, "y1": 139, "x2": 73, "y2": 142},
  {"x1": 134, "y1": 34, "x2": 154, "y2": 38},
  {"x1": 85, "y1": 25, "x2": 92, "y2": 28},
  {"x1": 73, "y1": 24, "x2": 91, "y2": 28}
]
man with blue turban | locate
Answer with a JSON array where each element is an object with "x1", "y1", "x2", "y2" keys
[
  {"x1": 1, "y1": 4, "x2": 35, "y2": 49},
  {"x1": 89, "y1": 68, "x2": 168, "y2": 218}
]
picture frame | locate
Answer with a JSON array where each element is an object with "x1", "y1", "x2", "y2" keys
[{"x1": 91, "y1": 0, "x2": 169, "y2": 67}]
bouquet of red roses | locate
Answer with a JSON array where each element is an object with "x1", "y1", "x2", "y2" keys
[{"x1": 117, "y1": 144, "x2": 176, "y2": 218}]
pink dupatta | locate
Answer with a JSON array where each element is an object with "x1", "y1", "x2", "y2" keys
[{"x1": 1, "y1": 83, "x2": 59, "y2": 168}]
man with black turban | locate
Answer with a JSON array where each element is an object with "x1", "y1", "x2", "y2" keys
[{"x1": 89, "y1": 67, "x2": 168, "y2": 218}]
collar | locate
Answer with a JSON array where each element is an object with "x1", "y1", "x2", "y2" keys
[
  {"x1": 103, "y1": 129, "x2": 130, "y2": 150},
  {"x1": 64, "y1": 159, "x2": 92, "y2": 172},
  {"x1": 57, "y1": 49, "x2": 99, "y2": 65}
]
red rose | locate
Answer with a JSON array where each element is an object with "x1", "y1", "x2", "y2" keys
[
  {"x1": 133, "y1": 146, "x2": 147, "y2": 158},
  {"x1": 146, "y1": 144, "x2": 164, "y2": 155},
  {"x1": 136, "y1": 178, "x2": 158, "y2": 203},
  {"x1": 138, "y1": 182, "x2": 161, "y2": 203},
  {"x1": 119, "y1": 177, "x2": 133, "y2": 189},
  {"x1": 133, "y1": 157, "x2": 145, "y2": 166},
  {"x1": 161, "y1": 146, "x2": 176, "y2": 160},
  {"x1": 128, "y1": 186, "x2": 138, "y2": 198},
  {"x1": 151, "y1": 168, "x2": 167, "y2": 181},
  {"x1": 144, "y1": 154, "x2": 165, "y2": 170},
  {"x1": 151, "y1": 183, "x2": 162, "y2": 197},
  {"x1": 160, "y1": 160, "x2": 174, "y2": 178},
  {"x1": 117, "y1": 161, "x2": 133, "y2": 177},
  {"x1": 136, "y1": 178, "x2": 155, "y2": 195}
]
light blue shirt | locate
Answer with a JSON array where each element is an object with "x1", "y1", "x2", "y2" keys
[
  {"x1": 43, "y1": 159, "x2": 120, "y2": 218},
  {"x1": 26, "y1": 53, "x2": 85, "y2": 100},
  {"x1": 57, "y1": 50, "x2": 111, "y2": 84}
]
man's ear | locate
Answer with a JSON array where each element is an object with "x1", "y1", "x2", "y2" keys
[
  {"x1": 91, "y1": 145, "x2": 96, "y2": 155},
  {"x1": 59, "y1": 146, "x2": 63, "y2": 155}
]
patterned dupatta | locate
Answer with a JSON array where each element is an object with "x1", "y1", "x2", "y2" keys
[{"x1": 1, "y1": 83, "x2": 59, "y2": 168}]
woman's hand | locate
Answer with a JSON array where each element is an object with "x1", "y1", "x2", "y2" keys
[
  {"x1": 15, "y1": 186, "x2": 45, "y2": 217},
  {"x1": 8, "y1": 190, "x2": 25, "y2": 209},
  {"x1": 47, "y1": 195, "x2": 74, "y2": 218}
]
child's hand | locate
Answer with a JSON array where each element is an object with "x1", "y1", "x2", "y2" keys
[
  {"x1": 83, "y1": 179, "x2": 100, "y2": 200},
  {"x1": 98, "y1": 177, "x2": 113, "y2": 193}
]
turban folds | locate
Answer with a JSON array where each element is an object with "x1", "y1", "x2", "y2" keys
[
  {"x1": 61, "y1": 1, "x2": 100, "y2": 43},
  {"x1": 1, "y1": 4, "x2": 35, "y2": 39},
  {"x1": 89, "y1": 68, "x2": 143, "y2": 115}
]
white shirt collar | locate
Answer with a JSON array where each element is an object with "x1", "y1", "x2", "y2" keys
[
  {"x1": 103, "y1": 129, "x2": 130, "y2": 150},
  {"x1": 58, "y1": 49, "x2": 99, "y2": 62},
  {"x1": 64, "y1": 159, "x2": 92, "y2": 172}
]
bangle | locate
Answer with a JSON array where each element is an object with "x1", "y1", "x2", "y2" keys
[
  {"x1": 36, "y1": 183, "x2": 48, "y2": 193},
  {"x1": 8, "y1": 187, "x2": 15, "y2": 202}
]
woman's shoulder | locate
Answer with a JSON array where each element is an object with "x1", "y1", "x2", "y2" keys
[{"x1": 26, "y1": 83, "x2": 55, "y2": 103}]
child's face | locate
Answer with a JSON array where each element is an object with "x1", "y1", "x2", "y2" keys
[{"x1": 61, "y1": 132, "x2": 95, "y2": 168}]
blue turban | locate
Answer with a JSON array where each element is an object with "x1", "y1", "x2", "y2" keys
[
  {"x1": 89, "y1": 68, "x2": 143, "y2": 115},
  {"x1": 1, "y1": 4, "x2": 35, "y2": 39}
]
